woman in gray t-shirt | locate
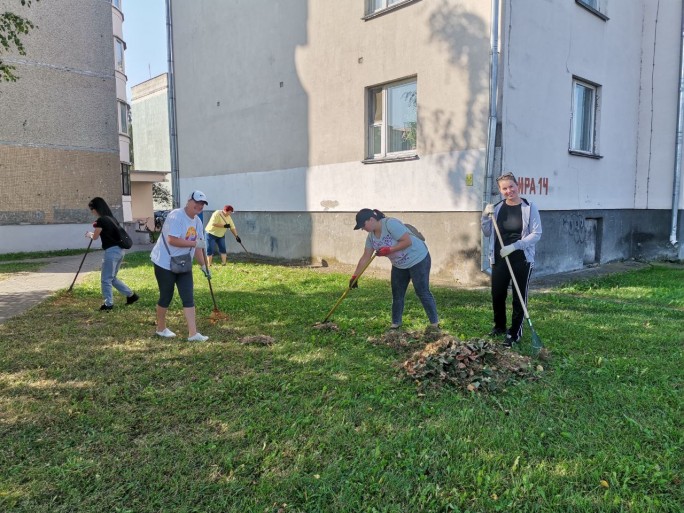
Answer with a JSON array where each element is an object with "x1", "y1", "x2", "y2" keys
[{"x1": 351, "y1": 208, "x2": 439, "y2": 329}]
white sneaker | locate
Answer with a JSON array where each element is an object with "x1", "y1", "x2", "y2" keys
[
  {"x1": 155, "y1": 328, "x2": 176, "y2": 338},
  {"x1": 187, "y1": 332, "x2": 209, "y2": 342}
]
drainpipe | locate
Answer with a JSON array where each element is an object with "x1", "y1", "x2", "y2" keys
[
  {"x1": 166, "y1": 0, "x2": 181, "y2": 209},
  {"x1": 481, "y1": 0, "x2": 501, "y2": 271},
  {"x1": 670, "y1": 1, "x2": 684, "y2": 246}
]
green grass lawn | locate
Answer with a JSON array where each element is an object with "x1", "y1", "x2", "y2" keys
[
  {"x1": 0, "y1": 249, "x2": 87, "y2": 262},
  {"x1": 0, "y1": 253, "x2": 682, "y2": 512}
]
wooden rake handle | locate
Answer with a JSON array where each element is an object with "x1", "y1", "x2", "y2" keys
[{"x1": 322, "y1": 252, "x2": 377, "y2": 323}]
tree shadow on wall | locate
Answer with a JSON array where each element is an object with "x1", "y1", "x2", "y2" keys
[{"x1": 423, "y1": 0, "x2": 490, "y2": 197}]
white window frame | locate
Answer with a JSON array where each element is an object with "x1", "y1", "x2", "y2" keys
[
  {"x1": 364, "y1": 0, "x2": 421, "y2": 19},
  {"x1": 118, "y1": 101, "x2": 129, "y2": 134},
  {"x1": 114, "y1": 37, "x2": 125, "y2": 73},
  {"x1": 575, "y1": 0, "x2": 609, "y2": 21},
  {"x1": 366, "y1": 77, "x2": 417, "y2": 161},
  {"x1": 569, "y1": 77, "x2": 602, "y2": 158}
]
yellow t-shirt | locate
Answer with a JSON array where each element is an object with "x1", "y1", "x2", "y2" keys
[{"x1": 206, "y1": 210, "x2": 234, "y2": 237}]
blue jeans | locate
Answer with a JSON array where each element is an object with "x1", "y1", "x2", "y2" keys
[
  {"x1": 101, "y1": 246, "x2": 132, "y2": 306},
  {"x1": 207, "y1": 233, "x2": 226, "y2": 256},
  {"x1": 390, "y1": 253, "x2": 439, "y2": 325}
]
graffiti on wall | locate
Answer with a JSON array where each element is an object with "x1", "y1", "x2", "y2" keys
[
  {"x1": 517, "y1": 177, "x2": 549, "y2": 195},
  {"x1": 562, "y1": 213, "x2": 587, "y2": 243}
]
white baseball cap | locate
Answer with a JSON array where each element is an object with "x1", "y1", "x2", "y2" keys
[{"x1": 188, "y1": 190, "x2": 209, "y2": 205}]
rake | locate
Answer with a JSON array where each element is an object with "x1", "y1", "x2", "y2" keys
[
  {"x1": 321, "y1": 252, "x2": 377, "y2": 324},
  {"x1": 68, "y1": 238, "x2": 93, "y2": 292},
  {"x1": 201, "y1": 245, "x2": 228, "y2": 320},
  {"x1": 489, "y1": 214, "x2": 543, "y2": 355}
]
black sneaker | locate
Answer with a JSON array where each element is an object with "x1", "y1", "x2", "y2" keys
[
  {"x1": 503, "y1": 335, "x2": 518, "y2": 348},
  {"x1": 99, "y1": 304, "x2": 113, "y2": 311},
  {"x1": 487, "y1": 328, "x2": 507, "y2": 337},
  {"x1": 126, "y1": 293, "x2": 140, "y2": 305}
]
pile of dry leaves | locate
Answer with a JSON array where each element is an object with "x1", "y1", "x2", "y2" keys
[{"x1": 371, "y1": 330, "x2": 546, "y2": 393}]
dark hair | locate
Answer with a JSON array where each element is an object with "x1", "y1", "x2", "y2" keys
[
  {"x1": 370, "y1": 209, "x2": 386, "y2": 220},
  {"x1": 353, "y1": 208, "x2": 387, "y2": 230},
  {"x1": 88, "y1": 197, "x2": 114, "y2": 218}
]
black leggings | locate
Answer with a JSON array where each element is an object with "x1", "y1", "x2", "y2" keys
[
  {"x1": 154, "y1": 264, "x2": 195, "y2": 308},
  {"x1": 491, "y1": 257, "x2": 532, "y2": 339}
]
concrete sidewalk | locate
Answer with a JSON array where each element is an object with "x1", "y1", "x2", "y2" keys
[{"x1": 0, "y1": 244, "x2": 153, "y2": 324}]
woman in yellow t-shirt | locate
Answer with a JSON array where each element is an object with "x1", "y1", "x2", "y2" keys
[{"x1": 205, "y1": 205, "x2": 240, "y2": 266}]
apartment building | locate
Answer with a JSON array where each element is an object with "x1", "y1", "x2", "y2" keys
[
  {"x1": 130, "y1": 73, "x2": 172, "y2": 229},
  {"x1": 168, "y1": 0, "x2": 684, "y2": 283},
  {"x1": 0, "y1": 0, "x2": 127, "y2": 253}
]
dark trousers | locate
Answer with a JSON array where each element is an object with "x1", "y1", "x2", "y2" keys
[
  {"x1": 154, "y1": 264, "x2": 195, "y2": 308},
  {"x1": 491, "y1": 257, "x2": 532, "y2": 339}
]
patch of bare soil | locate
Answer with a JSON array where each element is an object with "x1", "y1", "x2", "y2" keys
[
  {"x1": 367, "y1": 326, "x2": 443, "y2": 352},
  {"x1": 372, "y1": 331, "x2": 546, "y2": 393},
  {"x1": 239, "y1": 335, "x2": 276, "y2": 346},
  {"x1": 312, "y1": 321, "x2": 340, "y2": 331}
]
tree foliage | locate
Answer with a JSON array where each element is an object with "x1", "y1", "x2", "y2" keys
[
  {"x1": 0, "y1": 0, "x2": 39, "y2": 82},
  {"x1": 153, "y1": 182, "x2": 173, "y2": 209}
]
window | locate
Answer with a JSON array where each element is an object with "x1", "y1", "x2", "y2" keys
[
  {"x1": 114, "y1": 38, "x2": 125, "y2": 73},
  {"x1": 111, "y1": 0, "x2": 121, "y2": 10},
  {"x1": 365, "y1": 0, "x2": 419, "y2": 18},
  {"x1": 570, "y1": 78, "x2": 601, "y2": 157},
  {"x1": 121, "y1": 163, "x2": 131, "y2": 196},
  {"x1": 367, "y1": 78, "x2": 417, "y2": 160},
  {"x1": 575, "y1": 0, "x2": 609, "y2": 21},
  {"x1": 118, "y1": 101, "x2": 129, "y2": 134}
]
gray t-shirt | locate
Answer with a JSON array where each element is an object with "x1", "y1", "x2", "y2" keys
[{"x1": 365, "y1": 218, "x2": 428, "y2": 269}]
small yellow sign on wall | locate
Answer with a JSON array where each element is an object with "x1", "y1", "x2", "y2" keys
[{"x1": 465, "y1": 173, "x2": 473, "y2": 186}]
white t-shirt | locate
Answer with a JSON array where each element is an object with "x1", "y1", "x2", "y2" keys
[{"x1": 150, "y1": 207, "x2": 205, "y2": 271}]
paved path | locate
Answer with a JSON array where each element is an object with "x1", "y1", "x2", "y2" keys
[{"x1": 0, "y1": 244, "x2": 153, "y2": 324}]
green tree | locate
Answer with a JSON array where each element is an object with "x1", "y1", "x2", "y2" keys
[
  {"x1": 153, "y1": 182, "x2": 173, "y2": 209},
  {"x1": 1, "y1": 0, "x2": 39, "y2": 82}
]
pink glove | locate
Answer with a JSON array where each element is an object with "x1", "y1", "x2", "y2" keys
[{"x1": 377, "y1": 246, "x2": 392, "y2": 257}]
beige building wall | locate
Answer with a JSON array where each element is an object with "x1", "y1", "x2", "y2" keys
[
  {"x1": 172, "y1": 0, "x2": 490, "y2": 210},
  {"x1": 131, "y1": 74, "x2": 171, "y2": 172},
  {"x1": 0, "y1": 0, "x2": 121, "y2": 253}
]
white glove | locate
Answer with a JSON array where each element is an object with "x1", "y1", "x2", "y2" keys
[
  {"x1": 200, "y1": 266, "x2": 211, "y2": 279},
  {"x1": 195, "y1": 239, "x2": 206, "y2": 249},
  {"x1": 500, "y1": 244, "x2": 516, "y2": 258},
  {"x1": 483, "y1": 204, "x2": 495, "y2": 215},
  {"x1": 85, "y1": 231, "x2": 94, "y2": 239}
]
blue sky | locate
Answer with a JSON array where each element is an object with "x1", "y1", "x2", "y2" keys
[{"x1": 123, "y1": 0, "x2": 167, "y2": 98}]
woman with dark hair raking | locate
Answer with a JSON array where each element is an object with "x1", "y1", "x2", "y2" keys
[
  {"x1": 481, "y1": 172, "x2": 542, "y2": 348},
  {"x1": 351, "y1": 208, "x2": 439, "y2": 330},
  {"x1": 86, "y1": 197, "x2": 139, "y2": 311}
]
